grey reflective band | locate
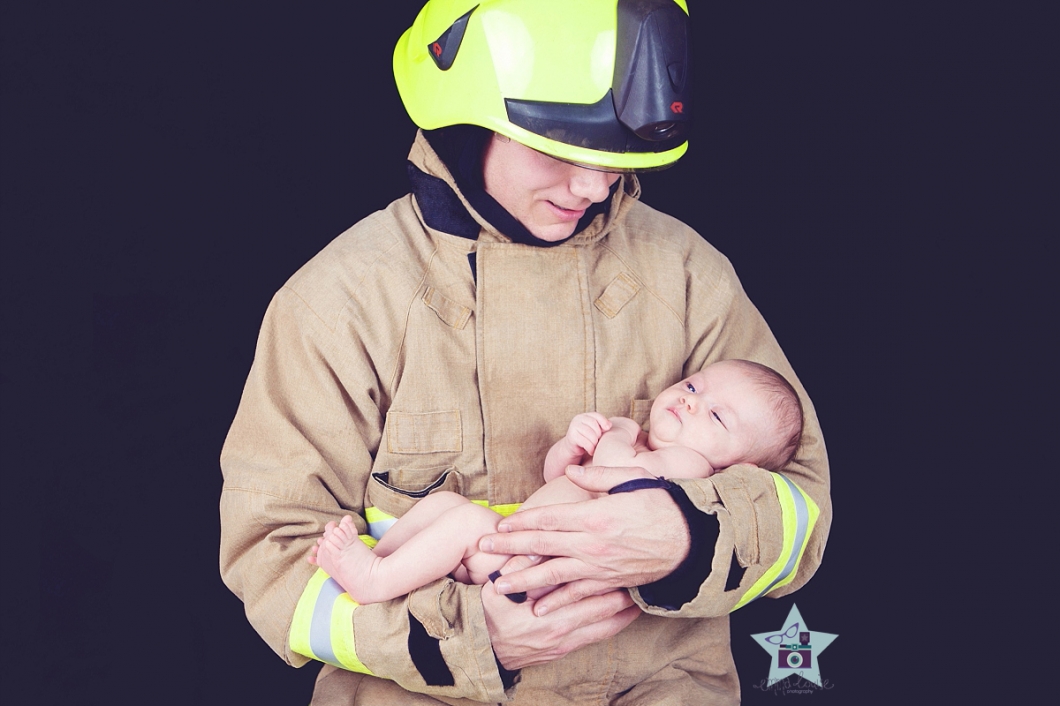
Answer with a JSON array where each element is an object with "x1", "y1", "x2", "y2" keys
[
  {"x1": 309, "y1": 577, "x2": 344, "y2": 665},
  {"x1": 368, "y1": 517, "x2": 397, "y2": 540},
  {"x1": 750, "y1": 474, "x2": 810, "y2": 602}
]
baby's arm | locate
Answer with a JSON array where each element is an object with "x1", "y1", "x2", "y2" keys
[
  {"x1": 543, "y1": 412, "x2": 612, "y2": 481},
  {"x1": 590, "y1": 416, "x2": 646, "y2": 466},
  {"x1": 593, "y1": 417, "x2": 715, "y2": 480}
]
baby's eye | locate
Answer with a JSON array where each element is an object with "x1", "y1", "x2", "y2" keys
[
  {"x1": 712, "y1": 411, "x2": 722, "y2": 423},
  {"x1": 685, "y1": 382, "x2": 697, "y2": 393}
]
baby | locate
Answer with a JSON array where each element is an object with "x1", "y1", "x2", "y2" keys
[{"x1": 308, "y1": 359, "x2": 803, "y2": 605}]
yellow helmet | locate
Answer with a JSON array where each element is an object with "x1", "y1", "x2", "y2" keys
[{"x1": 394, "y1": 0, "x2": 692, "y2": 171}]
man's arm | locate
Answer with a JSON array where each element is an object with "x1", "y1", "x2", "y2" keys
[
  {"x1": 220, "y1": 287, "x2": 509, "y2": 701},
  {"x1": 221, "y1": 280, "x2": 641, "y2": 696},
  {"x1": 480, "y1": 236, "x2": 830, "y2": 618},
  {"x1": 651, "y1": 244, "x2": 830, "y2": 615}
]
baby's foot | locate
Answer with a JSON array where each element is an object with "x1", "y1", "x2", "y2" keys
[{"x1": 312, "y1": 515, "x2": 374, "y2": 596}]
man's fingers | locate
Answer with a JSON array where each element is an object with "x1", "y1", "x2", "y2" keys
[
  {"x1": 498, "y1": 553, "x2": 543, "y2": 576},
  {"x1": 483, "y1": 578, "x2": 638, "y2": 670},
  {"x1": 533, "y1": 601, "x2": 639, "y2": 667},
  {"x1": 547, "y1": 587, "x2": 635, "y2": 631},
  {"x1": 563, "y1": 464, "x2": 655, "y2": 493},
  {"x1": 491, "y1": 556, "x2": 592, "y2": 595},
  {"x1": 563, "y1": 603, "x2": 640, "y2": 646},
  {"x1": 532, "y1": 578, "x2": 616, "y2": 616},
  {"x1": 482, "y1": 523, "x2": 601, "y2": 561},
  {"x1": 492, "y1": 500, "x2": 605, "y2": 537}
]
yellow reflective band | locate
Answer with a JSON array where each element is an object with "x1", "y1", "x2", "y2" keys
[
  {"x1": 363, "y1": 506, "x2": 392, "y2": 524},
  {"x1": 730, "y1": 474, "x2": 820, "y2": 611},
  {"x1": 365, "y1": 506, "x2": 397, "y2": 540},
  {"x1": 290, "y1": 567, "x2": 330, "y2": 662},
  {"x1": 365, "y1": 507, "x2": 397, "y2": 540},
  {"x1": 292, "y1": 500, "x2": 526, "y2": 672},
  {"x1": 487, "y1": 502, "x2": 521, "y2": 517},
  {"x1": 329, "y1": 590, "x2": 370, "y2": 673},
  {"x1": 366, "y1": 502, "x2": 523, "y2": 538},
  {"x1": 291, "y1": 561, "x2": 377, "y2": 673}
]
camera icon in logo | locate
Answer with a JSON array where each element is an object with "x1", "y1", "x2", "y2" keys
[
  {"x1": 778, "y1": 646, "x2": 812, "y2": 669},
  {"x1": 777, "y1": 630, "x2": 812, "y2": 669}
]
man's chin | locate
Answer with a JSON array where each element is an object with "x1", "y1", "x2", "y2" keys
[{"x1": 530, "y1": 227, "x2": 577, "y2": 242}]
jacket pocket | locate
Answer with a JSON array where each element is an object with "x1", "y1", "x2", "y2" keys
[
  {"x1": 366, "y1": 466, "x2": 462, "y2": 520},
  {"x1": 386, "y1": 410, "x2": 462, "y2": 454}
]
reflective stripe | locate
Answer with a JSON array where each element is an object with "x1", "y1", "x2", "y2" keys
[
  {"x1": 365, "y1": 506, "x2": 397, "y2": 540},
  {"x1": 310, "y1": 577, "x2": 344, "y2": 665},
  {"x1": 329, "y1": 591, "x2": 367, "y2": 672},
  {"x1": 365, "y1": 502, "x2": 522, "y2": 538},
  {"x1": 759, "y1": 475, "x2": 811, "y2": 594},
  {"x1": 731, "y1": 474, "x2": 819, "y2": 611},
  {"x1": 290, "y1": 568, "x2": 375, "y2": 674},
  {"x1": 482, "y1": 502, "x2": 521, "y2": 517},
  {"x1": 290, "y1": 567, "x2": 329, "y2": 662},
  {"x1": 290, "y1": 501, "x2": 524, "y2": 673}
]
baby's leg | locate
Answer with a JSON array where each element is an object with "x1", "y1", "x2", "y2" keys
[
  {"x1": 314, "y1": 504, "x2": 504, "y2": 604},
  {"x1": 310, "y1": 516, "x2": 384, "y2": 600},
  {"x1": 373, "y1": 491, "x2": 471, "y2": 557}
]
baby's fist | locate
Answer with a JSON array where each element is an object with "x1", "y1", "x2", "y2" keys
[{"x1": 566, "y1": 412, "x2": 612, "y2": 456}]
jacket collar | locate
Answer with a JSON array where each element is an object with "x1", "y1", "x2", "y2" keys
[{"x1": 406, "y1": 128, "x2": 640, "y2": 246}]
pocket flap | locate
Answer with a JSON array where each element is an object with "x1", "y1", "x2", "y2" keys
[
  {"x1": 366, "y1": 466, "x2": 462, "y2": 520},
  {"x1": 594, "y1": 272, "x2": 640, "y2": 319},
  {"x1": 386, "y1": 410, "x2": 462, "y2": 454},
  {"x1": 422, "y1": 287, "x2": 472, "y2": 330}
]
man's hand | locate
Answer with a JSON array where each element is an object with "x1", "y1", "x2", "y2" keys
[
  {"x1": 481, "y1": 577, "x2": 639, "y2": 670},
  {"x1": 480, "y1": 465, "x2": 691, "y2": 617}
]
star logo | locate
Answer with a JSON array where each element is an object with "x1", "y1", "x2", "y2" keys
[{"x1": 751, "y1": 604, "x2": 837, "y2": 687}]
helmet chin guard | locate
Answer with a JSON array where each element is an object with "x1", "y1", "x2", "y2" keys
[{"x1": 394, "y1": 0, "x2": 692, "y2": 171}]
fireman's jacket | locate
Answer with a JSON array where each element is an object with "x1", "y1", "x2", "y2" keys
[{"x1": 219, "y1": 130, "x2": 830, "y2": 705}]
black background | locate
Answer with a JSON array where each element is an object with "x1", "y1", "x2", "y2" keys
[{"x1": 2, "y1": 2, "x2": 1053, "y2": 704}]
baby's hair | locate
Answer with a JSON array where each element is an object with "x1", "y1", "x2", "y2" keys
[{"x1": 728, "y1": 360, "x2": 804, "y2": 470}]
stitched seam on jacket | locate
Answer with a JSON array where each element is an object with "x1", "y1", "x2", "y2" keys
[
  {"x1": 599, "y1": 244, "x2": 683, "y2": 323},
  {"x1": 387, "y1": 248, "x2": 440, "y2": 395},
  {"x1": 577, "y1": 248, "x2": 595, "y2": 413},
  {"x1": 287, "y1": 211, "x2": 410, "y2": 333}
]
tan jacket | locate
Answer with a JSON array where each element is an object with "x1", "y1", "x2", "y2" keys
[{"x1": 220, "y1": 131, "x2": 830, "y2": 705}]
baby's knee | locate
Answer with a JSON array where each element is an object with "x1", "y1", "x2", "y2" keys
[
  {"x1": 422, "y1": 491, "x2": 471, "y2": 512},
  {"x1": 449, "y1": 502, "x2": 502, "y2": 535},
  {"x1": 431, "y1": 490, "x2": 467, "y2": 504}
]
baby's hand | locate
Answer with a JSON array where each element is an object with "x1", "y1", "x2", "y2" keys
[
  {"x1": 566, "y1": 412, "x2": 612, "y2": 456},
  {"x1": 607, "y1": 416, "x2": 644, "y2": 444}
]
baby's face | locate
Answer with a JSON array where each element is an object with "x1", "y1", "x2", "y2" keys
[{"x1": 648, "y1": 361, "x2": 777, "y2": 471}]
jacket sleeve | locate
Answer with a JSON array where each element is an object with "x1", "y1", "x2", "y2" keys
[
  {"x1": 629, "y1": 244, "x2": 831, "y2": 618},
  {"x1": 219, "y1": 287, "x2": 509, "y2": 702}
]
